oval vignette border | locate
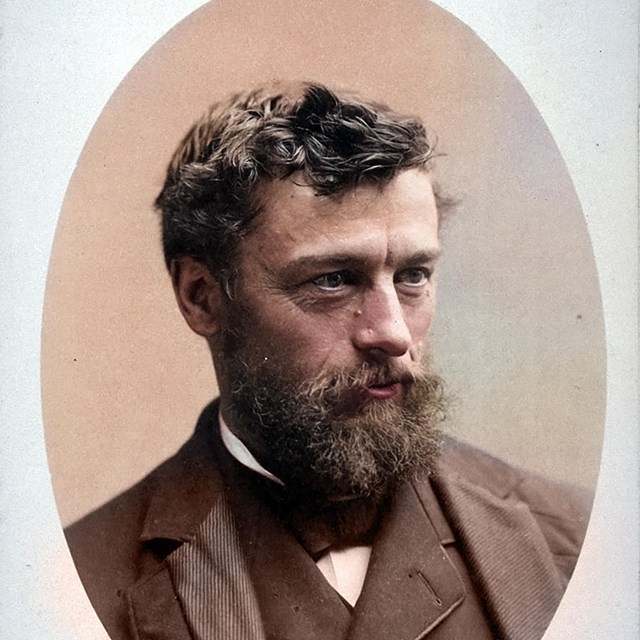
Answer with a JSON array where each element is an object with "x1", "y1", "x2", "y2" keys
[{"x1": 41, "y1": 0, "x2": 611, "y2": 637}]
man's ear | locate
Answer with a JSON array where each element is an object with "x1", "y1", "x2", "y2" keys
[{"x1": 171, "y1": 257, "x2": 226, "y2": 337}]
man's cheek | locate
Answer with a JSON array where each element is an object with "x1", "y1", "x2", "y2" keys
[{"x1": 410, "y1": 308, "x2": 435, "y2": 346}]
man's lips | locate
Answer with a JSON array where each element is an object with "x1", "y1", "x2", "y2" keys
[{"x1": 359, "y1": 381, "x2": 402, "y2": 400}]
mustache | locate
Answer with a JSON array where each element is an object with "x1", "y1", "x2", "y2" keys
[{"x1": 299, "y1": 361, "x2": 426, "y2": 402}]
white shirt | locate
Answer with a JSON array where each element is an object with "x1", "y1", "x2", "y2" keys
[{"x1": 219, "y1": 414, "x2": 371, "y2": 606}]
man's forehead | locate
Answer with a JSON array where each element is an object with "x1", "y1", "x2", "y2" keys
[
  {"x1": 254, "y1": 168, "x2": 438, "y2": 225},
  {"x1": 237, "y1": 168, "x2": 440, "y2": 274}
]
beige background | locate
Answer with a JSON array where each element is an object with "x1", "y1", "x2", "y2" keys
[{"x1": 41, "y1": 0, "x2": 605, "y2": 527}]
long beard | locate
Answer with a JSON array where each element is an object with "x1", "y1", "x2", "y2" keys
[{"x1": 221, "y1": 328, "x2": 448, "y2": 507}]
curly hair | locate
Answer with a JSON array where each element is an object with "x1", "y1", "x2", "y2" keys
[{"x1": 155, "y1": 82, "x2": 438, "y2": 277}]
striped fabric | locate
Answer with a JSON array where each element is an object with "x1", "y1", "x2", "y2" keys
[{"x1": 167, "y1": 495, "x2": 266, "y2": 640}]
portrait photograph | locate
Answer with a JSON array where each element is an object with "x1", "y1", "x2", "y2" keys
[{"x1": 0, "y1": 1, "x2": 637, "y2": 639}]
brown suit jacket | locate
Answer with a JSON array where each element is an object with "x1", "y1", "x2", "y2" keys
[{"x1": 65, "y1": 401, "x2": 591, "y2": 640}]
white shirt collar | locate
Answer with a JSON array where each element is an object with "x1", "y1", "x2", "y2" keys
[{"x1": 218, "y1": 411, "x2": 284, "y2": 486}]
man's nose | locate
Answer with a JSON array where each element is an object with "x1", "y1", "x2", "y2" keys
[{"x1": 351, "y1": 286, "x2": 412, "y2": 357}]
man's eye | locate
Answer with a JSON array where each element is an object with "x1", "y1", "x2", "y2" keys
[
  {"x1": 396, "y1": 267, "x2": 431, "y2": 287},
  {"x1": 311, "y1": 271, "x2": 350, "y2": 290}
]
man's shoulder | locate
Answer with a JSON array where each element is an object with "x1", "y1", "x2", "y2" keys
[
  {"x1": 433, "y1": 437, "x2": 593, "y2": 574},
  {"x1": 65, "y1": 441, "x2": 194, "y2": 560},
  {"x1": 436, "y1": 437, "x2": 592, "y2": 517},
  {"x1": 64, "y1": 402, "x2": 223, "y2": 605}
]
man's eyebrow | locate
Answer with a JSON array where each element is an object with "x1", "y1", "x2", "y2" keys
[
  {"x1": 276, "y1": 255, "x2": 363, "y2": 279},
  {"x1": 400, "y1": 249, "x2": 441, "y2": 265},
  {"x1": 278, "y1": 248, "x2": 441, "y2": 277},
  {"x1": 291, "y1": 254, "x2": 363, "y2": 267}
]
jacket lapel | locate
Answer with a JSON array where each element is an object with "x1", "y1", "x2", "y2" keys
[
  {"x1": 349, "y1": 482, "x2": 465, "y2": 640},
  {"x1": 433, "y1": 454, "x2": 565, "y2": 640},
  {"x1": 125, "y1": 564, "x2": 194, "y2": 640},
  {"x1": 125, "y1": 403, "x2": 264, "y2": 640},
  {"x1": 125, "y1": 498, "x2": 266, "y2": 640},
  {"x1": 164, "y1": 495, "x2": 266, "y2": 640}
]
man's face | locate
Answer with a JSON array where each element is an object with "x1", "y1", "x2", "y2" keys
[{"x1": 216, "y1": 168, "x2": 445, "y2": 503}]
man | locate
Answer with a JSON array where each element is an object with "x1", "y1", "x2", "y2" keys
[{"x1": 66, "y1": 82, "x2": 590, "y2": 640}]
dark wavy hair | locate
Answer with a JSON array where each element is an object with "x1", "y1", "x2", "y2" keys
[{"x1": 155, "y1": 82, "x2": 439, "y2": 277}]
